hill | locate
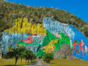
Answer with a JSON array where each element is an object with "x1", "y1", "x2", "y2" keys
[{"x1": 0, "y1": 0, "x2": 88, "y2": 37}]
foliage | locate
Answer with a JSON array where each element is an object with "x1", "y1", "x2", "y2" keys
[
  {"x1": 4, "y1": 46, "x2": 26, "y2": 65},
  {"x1": 2, "y1": 54, "x2": 9, "y2": 59},
  {"x1": 43, "y1": 53, "x2": 53, "y2": 63},
  {"x1": 62, "y1": 56, "x2": 67, "y2": 59},
  {"x1": 22, "y1": 49, "x2": 36, "y2": 63},
  {"x1": 0, "y1": 0, "x2": 88, "y2": 37}
]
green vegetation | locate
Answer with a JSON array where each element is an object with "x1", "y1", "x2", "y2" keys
[
  {"x1": 0, "y1": 0, "x2": 88, "y2": 37},
  {"x1": 43, "y1": 53, "x2": 53, "y2": 63},
  {"x1": 3, "y1": 46, "x2": 36, "y2": 66},
  {"x1": 22, "y1": 49, "x2": 36, "y2": 63}
]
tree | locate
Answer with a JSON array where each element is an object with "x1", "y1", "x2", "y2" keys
[
  {"x1": 30, "y1": 53, "x2": 36, "y2": 62},
  {"x1": 43, "y1": 53, "x2": 53, "y2": 63},
  {"x1": 22, "y1": 49, "x2": 36, "y2": 63},
  {"x1": 5, "y1": 46, "x2": 26, "y2": 66},
  {"x1": 22, "y1": 49, "x2": 33, "y2": 63},
  {"x1": 15, "y1": 44, "x2": 24, "y2": 62}
]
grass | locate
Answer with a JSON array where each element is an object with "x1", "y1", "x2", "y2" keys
[
  {"x1": 44, "y1": 58, "x2": 88, "y2": 66},
  {"x1": 1, "y1": 58, "x2": 88, "y2": 66},
  {"x1": 0, "y1": 58, "x2": 36, "y2": 66}
]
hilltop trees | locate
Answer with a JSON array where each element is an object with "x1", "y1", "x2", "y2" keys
[{"x1": 0, "y1": 0, "x2": 88, "y2": 37}]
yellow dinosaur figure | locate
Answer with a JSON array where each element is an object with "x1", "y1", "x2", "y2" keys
[{"x1": 43, "y1": 39, "x2": 59, "y2": 54}]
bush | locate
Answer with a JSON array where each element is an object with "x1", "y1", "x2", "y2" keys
[
  {"x1": 32, "y1": 54, "x2": 36, "y2": 59},
  {"x1": 43, "y1": 53, "x2": 53, "y2": 63},
  {"x1": 2, "y1": 54, "x2": 6, "y2": 58},
  {"x1": 62, "y1": 56, "x2": 67, "y2": 59},
  {"x1": 2, "y1": 54, "x2": 9, "y2": 59}
]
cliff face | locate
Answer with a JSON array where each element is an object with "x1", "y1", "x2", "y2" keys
[
  {"x1": 0, "y1": 32, "x2": 28, "y2": 53},
  {"x1": 0, "y1": 32, "x2": 45, "y2": 54},
  {"x1": 0, "y1": 18, "x2": 88, "y2": 61},
  {"x1": 0, "y1": 18, "x2": 46, "y2": 54},
  {"x1": 43, "y1": 18, "x2": 75, "y2": 40},
  {"x1": 0, "y1": 0, "x2": 88, "y2": 61}
]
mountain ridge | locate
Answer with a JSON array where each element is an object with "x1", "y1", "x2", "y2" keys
[{"x1": 0, "y1": 0, "x2": 88, "y2": 37}]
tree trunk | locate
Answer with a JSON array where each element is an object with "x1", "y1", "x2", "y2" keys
[
  {"x1": 25, "y1": 60, "x2": 26, "y2": 63},
  {"x1": 28, "y1": 59, "x2": 29, "y2": 63},
  {"x1": 25, "y1": 59, "x2": 27, "y2": 63},
  {"x1": 15, "y1": 57, "x2": 18, "y2": 66},
  {"x1": 31, "y1": 59, "x2": 32, "y2": 63},
  {"x1": 46, "y1": 60, "x2": 50, "y2": 63},
  {"x1": 21, "y1": 57, "x2": 22, "y2": 62}
]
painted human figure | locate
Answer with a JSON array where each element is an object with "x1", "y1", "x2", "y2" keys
[
  {"x1": 77, "y1": 39, "x2": 85, "y2": 56},
  {"x1": 71, "y1": 40, "x2": 77, "y2": 55},
  {"x1": 84, "y1": 45, "x2": 87, "y2": 54}
]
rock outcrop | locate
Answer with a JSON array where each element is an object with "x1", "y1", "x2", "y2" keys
[
  {"x1": 54, "y1": 44, "x2": 71, "y2": 58},
  {"x1": 54, "y1": 44, "x2": 81, "y2": 60}
]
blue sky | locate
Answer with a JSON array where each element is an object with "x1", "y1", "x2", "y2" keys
[{"x1": 6, "y1": 0, "x2": 88, "y2": 23}]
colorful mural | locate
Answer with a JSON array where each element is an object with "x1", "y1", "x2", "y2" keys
[{"x1": 0, "y1": 18, "x2": 88, "y2": 61}]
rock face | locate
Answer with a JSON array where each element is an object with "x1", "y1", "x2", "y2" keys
[
  {"x1": 0, "y1": 50, "x2": 2, "y2": 58},
  {"x1": 54, "y1": 44, "x2": 81, "y2": 60},
  {"x1": 54, "y1": 44, "x2": 71, "y2": 58},
  {"x1": 0, "y1": 32, "x2": 45, "y2": 54},
  {"x1": 43, "y1": 18, "x2": 75, "y2": 40},
  {"x1": 0, "y1": 32, "x2": 28, "y2": 53}
]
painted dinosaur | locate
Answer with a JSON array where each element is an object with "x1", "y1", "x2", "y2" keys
[{"x1": 41, "y1": 39, "x2": 59, "y2": 53}]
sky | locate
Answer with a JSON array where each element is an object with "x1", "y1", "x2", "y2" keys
[{"x1": 6, "y1": 0, "x2": 88, "y2": 23}]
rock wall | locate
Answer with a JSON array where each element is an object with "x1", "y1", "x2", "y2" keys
[
  {"x1": 0, "y1": 32, "x2": 28, "y2": 53},
  {"x1": 68, "y1": 25, "x2": 88, "y2": 61},
  {"x1": 43, "y1": 18, "x2": 75, "y2": 40},
  {"x1": 0, "y1": 17, "x2": 88, "y2": 61},
  {"x1": 0, "y1": 32, "x2": 45, "y2": 54}
]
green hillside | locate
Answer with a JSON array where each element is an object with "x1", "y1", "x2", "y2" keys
[{"x1": 0, "y1": 0, "x2": 88, "y2": 37}]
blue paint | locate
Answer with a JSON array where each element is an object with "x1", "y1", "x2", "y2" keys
[{"x1": 68, "y1": 25, "x2": 88, "y2": 61}]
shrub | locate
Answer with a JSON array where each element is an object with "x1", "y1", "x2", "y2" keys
[{"x1": 43, "y1": 53, "x2": 53, "y2": 63}]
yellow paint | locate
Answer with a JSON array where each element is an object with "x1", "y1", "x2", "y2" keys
[
  {"x1": 4, "y1": 18, "x2": 46, "y2": 35},
  {"x1": 43, "y1": 39, "x2": 59, "y2": 53},
  {"x1": 15, "y1": 44, "x2": 22, "y2": 47},
  {"x1": 7, "y1": 46, "x2": 14, "y2": 51}
]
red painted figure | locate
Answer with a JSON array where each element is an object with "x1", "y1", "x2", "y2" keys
[
  {"x1": 22, "y1": 30, "x2": 37, "y2": 44},
  {"x1": 77, "y1": 39, "x2": 85, "y2": 56},
  {"x1": 72, "y1": 40, "x2": 77, "y2": 55}
]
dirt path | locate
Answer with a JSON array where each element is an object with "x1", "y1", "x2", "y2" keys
[{"x1": 28, "y1": 60, "x2": 50, "y2": 66}]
